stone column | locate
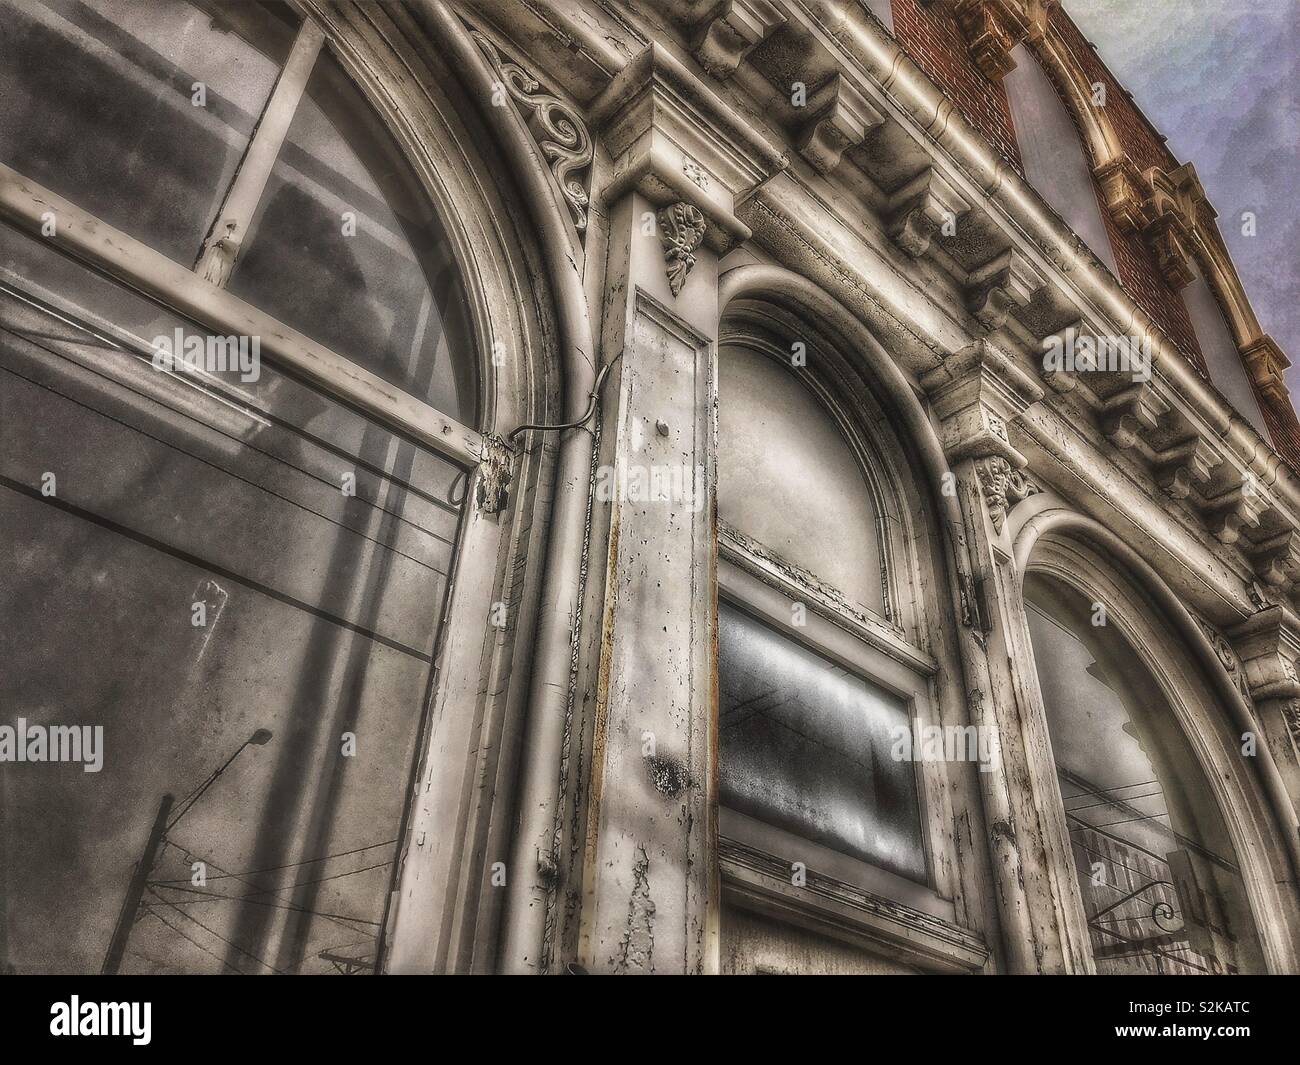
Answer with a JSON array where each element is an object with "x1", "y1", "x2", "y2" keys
[
  {"x1": 1229, "y1": 605, "x2": 1300, "y2": 811},
  {"x1": 920, "y1": 340, "x2": 1094, "y2": 973},
  {"x1": 576, "y1": 44, "x2": 784, "y2": 974}
]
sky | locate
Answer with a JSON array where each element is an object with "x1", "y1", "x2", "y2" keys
[{"x1": 1062, "y1": 1, "x2": 1300, "y2": 400}]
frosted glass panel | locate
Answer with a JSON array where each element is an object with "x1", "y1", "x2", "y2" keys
[{"x1": 718, "y1": 345, "x2": 884, "y2": 615}]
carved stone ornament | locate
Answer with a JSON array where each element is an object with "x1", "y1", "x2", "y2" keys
[
  {"x1": 657, "y1": 202, "x2": 707, "y2": 296},
  {"x1": 475, "y1": 433, "x2": 514, "y2": 514},
  {"x1": 1284, "y1": 701, "x2": 1300, "y2": 746},
  {"x1": 975, "y1": 455, "x2": 1039, "y2": 533},
  {"x1": 471, "y1": 31, "x2": 593, "y2": 232}
]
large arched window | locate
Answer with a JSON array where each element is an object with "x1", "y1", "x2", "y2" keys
[
  {"x1": 1003, "y1": 43, "x2": 1119, "y2": 274},
  {"x1": 714, "y1": 323, "x2": 968, "y2": 973},
  {"x1": 0, "y1": 0, "x2": 492, "y2": 974},
  {"x1": 1025, "y1": 569, "x2": 1265, "y2": 973}
]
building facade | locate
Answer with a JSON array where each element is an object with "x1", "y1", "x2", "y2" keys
[{"x1": 2, "y1": 0, "x2": 1299, "y2": 975}]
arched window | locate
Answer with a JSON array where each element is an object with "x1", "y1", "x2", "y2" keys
[
  {"x1": 1180, "y1": 262, "x2": 1269, "y2": 437},
  {"x1": 715, "y1": 331, "x2": 962, "y2": 972},
  {"x1": 1003, "y1": 43, "x2": 1119, "y2": 274},
  {"x1": 0, "y1": 1, "x2": 490, "y2": 974},
  {"x1": 1025, "y1": 570, "x2": 1265, "y2": 973}
]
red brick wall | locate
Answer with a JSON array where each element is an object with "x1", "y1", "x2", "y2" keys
[
  {"x1": 890, "y1": 0, "x2": 1023, "y2": 175},
  {"x1": 887, "y1": 1, "x2": 1296, "y2": 463},
  {"x1": 1262, "y1": 403, "x2": 1300, "y2": 470}
]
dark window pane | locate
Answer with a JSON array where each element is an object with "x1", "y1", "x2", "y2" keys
[
  {"x1": 228, "y1": 47, "x2": 478, "y2": 424},
  {"x1": 0, "y1": 0, "x2": 296, "y2": 264},
  {"x1": 718, "y1": 602, "x2": 926, "y2": 881}
]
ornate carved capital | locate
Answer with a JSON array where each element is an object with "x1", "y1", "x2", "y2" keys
[
  {"x1": 690, "y1": 0, "x2": 785, "y2": 79},
  {"x1": 975, "y1": 455, "x2": 1039, "y2": 533},
  {"x1": 658, "y1": 202, "x2": 708, "y2": 296},
  {"x1": 471, "y1": 31, "x2": 593, "y2": 233}
]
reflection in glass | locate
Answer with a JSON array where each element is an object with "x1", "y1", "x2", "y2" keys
[
  {"x1": 1, "y1": 225, "x2": 462, "y2": 975},
  {"x1": 1026, "y1": 573, "x2": 1264, "y2": 974},
  {"x1": 718, "y1": 603, "x2": 925, "y2": 882},
  {"x1": 0, "y1": 0, "x2": 296, "y2": 264},
  {"x1": 228, "y1": 46, "x2": 478, "y2": 423}
]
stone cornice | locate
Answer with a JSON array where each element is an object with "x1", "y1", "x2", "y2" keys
[
  {"x1": 920, "y1": 339, "x2": 1044, "y2": 465},
  {"x1": 484, "y1": 0, "x2": 1300, "y2": 620},
  {"x1": 590, "y1": 41, "x2": 787, "y2": 251}
]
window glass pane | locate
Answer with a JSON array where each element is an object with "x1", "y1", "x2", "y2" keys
[
  {"x1": 1, "y1": 224, "x2": 463, "y2": 974},
  {"x1": 718, "y1": 345, "x2": 884, "y2": 615},
  {"x1": 0, "y1": 0, "x2": 296, "y2": 264},
  {"x1": 227, "y1": 46, "x2": 478, "y2": 424},
  {"x1": 718, "y1": 602, "x2": 926, "y2": 881},
  {"x1": 1025, "y1": 574, "x2": 1265, "y2": 974}
]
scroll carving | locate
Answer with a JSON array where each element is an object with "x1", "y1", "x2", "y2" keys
[{"x1": 471, "y1": 31, "x2": 593, "y2": 232}]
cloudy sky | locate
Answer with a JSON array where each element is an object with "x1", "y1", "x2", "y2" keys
[{"x1": 1063, "y1": 0, "x2": 1300, "y2": 399}]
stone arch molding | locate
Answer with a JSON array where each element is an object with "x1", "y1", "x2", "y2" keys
[
  {"x1": 1006, "y1": 497, "x2": 1300, "y2": 971},
  {"x1": 948, "y1": 0, "x2": 1290, "y2": 406}
]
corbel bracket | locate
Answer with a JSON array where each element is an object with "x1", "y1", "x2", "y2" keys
[
  {"x1": 886, "y1": 166, "x2": 974, "y2": 258},
  {"x1": 691, "y1": 0, "x2": 785, "y2": 79},
  {"x1": 965, "y1": 247, "x2": 1049, "y2": 332},
  {"x1": 797, "y1": 74, "x2": 887, "y2": 174},
  {"x1": 1152, "y1": 436, "x2": 1222, "y2": 501}
]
